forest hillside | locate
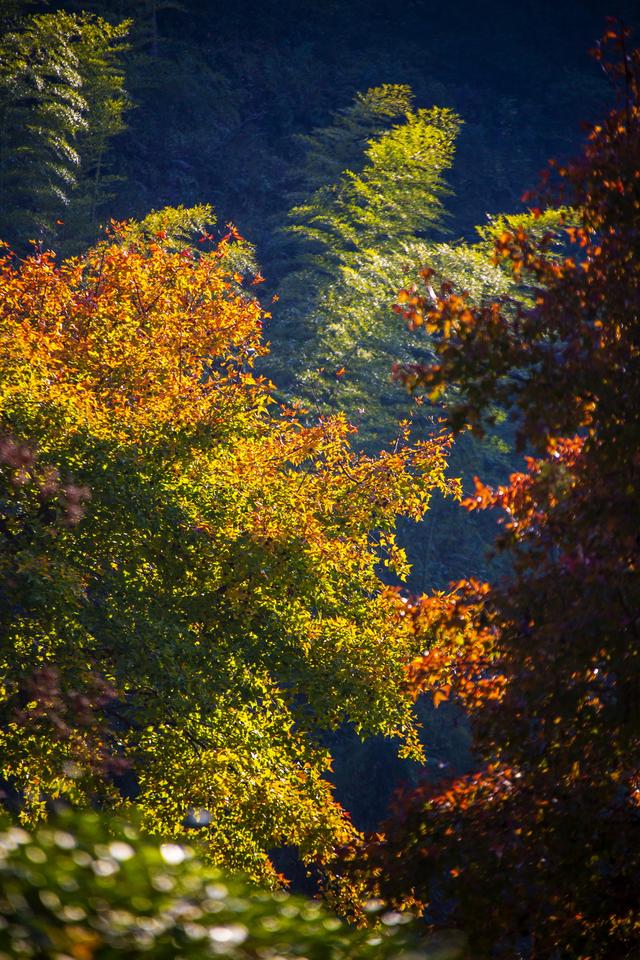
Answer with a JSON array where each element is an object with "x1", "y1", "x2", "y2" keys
[{"x1": 0, "y1": 3, "x2": 639, "y2": 959}]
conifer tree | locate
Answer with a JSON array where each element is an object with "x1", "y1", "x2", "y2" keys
[
  {"x1": 272, "y1": 93, "x2": 570, "y2": 595},
  {"x1": 291, "y1": 84, "x2": 415, "y2": 202},
  {"x1": 275, "y1": 95, "x2": 545, "y2": 454},
  {"x1": 0, "y1": 10, "x2": 129, "y2": 248},
  {"x1": 272, "y1": 97, "x2": 460, "y2": 412},
  {"x1": 60, "y1": 15, "x2": 130, "y2": 247}
]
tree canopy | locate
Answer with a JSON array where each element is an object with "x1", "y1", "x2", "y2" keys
[
  {"x1": 0, "y1": 215, "x2": 457, "y2": 883},
  {"x1": 333, "y1": 25, "x2": 640, "y2": 960},
  {"x1": 1, "y1": 6, "x2": 639, "y2": 959}
]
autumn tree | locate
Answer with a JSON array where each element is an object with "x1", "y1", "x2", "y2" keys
[
  {"x1": 0, "y1": 214, "x2": 458, "y2": 885},
  {"x1": 334, "y1": 25, "x2": 640, "y2": 960}
]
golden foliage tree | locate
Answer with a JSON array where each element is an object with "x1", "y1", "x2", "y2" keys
[{"x1": 0, "y1": 218, "x2": 457, "y2": 883}]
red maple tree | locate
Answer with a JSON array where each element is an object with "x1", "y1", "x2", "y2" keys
[{"x1": 334, "y1": 24, "x2": 640, "y2": 960}]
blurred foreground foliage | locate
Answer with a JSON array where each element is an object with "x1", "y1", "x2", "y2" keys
[{"x1": 0, "y1": 811, "x2": 465, "y2": 960}]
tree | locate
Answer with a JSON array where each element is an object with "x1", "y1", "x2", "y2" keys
[
  {"x1": 275, "y1": 90, "x2": 567, "y2": 451},
  {"x1": 334, "y1": 25, "x2": 640, "y2": 960},
  {"x1": 272, "y1": 94, "x2": 461, "y2": 422},
  {"x1": 290, "y1": 84, "x2": 415, "y2": 202},
  {"x1": 273, "y1": 101, "x2": 569, "y2": 597},
  {"x1": 0, "y1": 10, "x2": 129, "y2": 249},
  {"x1": 59, "y1": 14, "x2": 131, "y2": 249},
  {"x1": 0, "y1": 216, "x2": 458, "y2": 884},
  {"x1": 287, "y1": 102, "x2": 459, "y2": 274}
]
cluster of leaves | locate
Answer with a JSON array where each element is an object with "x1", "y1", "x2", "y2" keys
[
  {"x1": 0, "y1": 216, "x2": 458, "y2": 883},
  {"x1": 288, "y1": 103, "x2": 459, "y2": 263},
  {"x1": 331, "y1": 24, "x2": 640, "y2": 960},
  {"x1": 0, "y1": 430, "x2": 121, "y2": 795},
  {"x1": 0, "y1": 9, "x2": 130, "y2": 248},
  {"x1": 0, "y1": 810, "x2": 459, "y2": 960},
  {"x1": 289, "y1": 85, "x2": 417, "y2": 203}
]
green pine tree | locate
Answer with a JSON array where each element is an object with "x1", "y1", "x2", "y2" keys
[
  {"x1": 59, "y1": 15, "x2": 131, "y2": 250},
  {"x1": 271, "y1": 94, "x2": 461, "y2": 423},
  {"x1": 274, "y1": 89, "x2": 568, "y2": 448},
  {"x1": 0, "y1": 10, "x2": 129, "y2": 249},
  {"x1": 270, "y1": 92, "x2": 571, "y2": 592},
  {"x1": 291, "y1": 84, "x2": 415, "y2": 201}
]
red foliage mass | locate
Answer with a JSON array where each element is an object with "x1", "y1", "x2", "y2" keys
[{"x1": 336, "y1": 25, "x2": 640, "y2": 960}]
